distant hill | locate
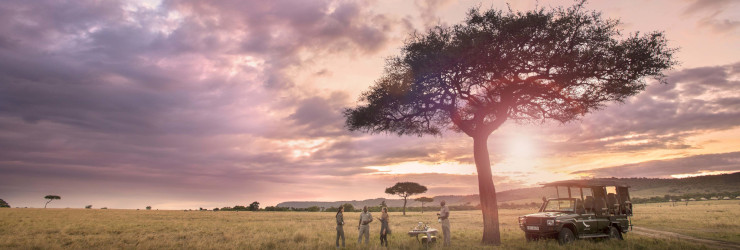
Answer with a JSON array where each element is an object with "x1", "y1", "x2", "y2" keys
[{"x1": 277, "y1": 173, "x2": 739, "y2": 208}]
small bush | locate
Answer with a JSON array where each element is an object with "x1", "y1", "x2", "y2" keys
[{"x1": 0, "y1": 199, "x2": 10, "y2": 208}]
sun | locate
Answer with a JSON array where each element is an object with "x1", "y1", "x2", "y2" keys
[{"x1": 507, "y1": 134, "x2": 537, "y2": 158}]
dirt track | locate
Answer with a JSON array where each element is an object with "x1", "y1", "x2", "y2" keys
[{"x1": 632, "y1": 226, "x2": 740, "y2": 249}]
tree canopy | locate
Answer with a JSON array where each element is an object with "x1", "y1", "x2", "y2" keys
[
  {"x1": 345, "y1": 1, "x2": 676, "y2": 244},
  {"x1": 345, "y1": 3, "x2": 676, "y2": 138},
  {"x1": 385, "y1": 182, "x2": 428, "y2": 215},
  {"x1": 415, "y1": 197, "x2": 434, "y2": 203},
  {"x1": 415, "y1": 196, "x2": 434, "y2": 214},
  {"x1": 44, "y1": 195, "x2": 60, "y2": 208},
  {"x1": 0, "y1": 198, "x2": 9, "y2": 208}
]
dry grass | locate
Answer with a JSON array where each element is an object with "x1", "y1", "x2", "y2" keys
[
  {"x1": 0, "y1": 202, "x2": 728, "y2": 249},
  {"x1": 632, "y1": 200, "x2": 740, "y2": 244}
]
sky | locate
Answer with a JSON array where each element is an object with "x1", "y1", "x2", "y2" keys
[{"x1": 0, "y1": 0, "x2": 738, "y2": 210}]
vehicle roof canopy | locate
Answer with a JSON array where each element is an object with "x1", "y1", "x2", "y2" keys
[{"x1": 541, "y1": 179, "x2": 630, "y2": 188}]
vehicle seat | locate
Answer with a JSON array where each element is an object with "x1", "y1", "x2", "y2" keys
[
  {"x1": 607, "y1": 194, "x2": 620, "y2": 215},
  {"x1": 575, "y1": 199, "x2": 585, "y2": 214},
  {"x1": 584, "y1": 196, "x2": 594, "y2": 213},
  {"x1": 623, "y1": 201, "x2": 632, "y2": 215},
  {"x1": 595, "y1": 197, "x2": 607, "y2": 216}
]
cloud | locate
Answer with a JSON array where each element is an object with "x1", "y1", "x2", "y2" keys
[
  {"x1": 0, "y1": 0, "x2": 409, "y2": 208},
  {"x1": 414, "y1": 0, "x2": 454, "y2": 29},
  {"x1": 682, "y1": 0, "x2": 740, "y2": 33},
  {"x1": 536, "y1": 62, "x2": 740, "y2": 155},
  {"x1": 0, "y1": 0, "x2": 738, "y2": 209},
  {"x1": 572, "y1": 151, "x2": 740, "y2": 178},
  {"x1": 165, "y1": 0, "x2": 396, "y2": 89}
]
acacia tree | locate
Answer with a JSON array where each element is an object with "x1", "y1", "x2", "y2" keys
[
  {"x1": 385, "y1": 182, "x2": 428, "y2": 215},
  {"x1": 415, "y1": 197, "x2": 434, "y2": 213},
  {"x1": 0, "y1": 198, "x2": 9, "y2": 208},
  {"x1": 44, "y1": 195, "x2": 60, "y2": 208},
  {"x1": 344, "y1": 2, "x2": 676, "y2": 245}
]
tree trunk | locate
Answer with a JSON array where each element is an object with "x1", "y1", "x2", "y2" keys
[
  {"x1": 45, "y1": 200, "x2": 51, "y2": 208},
  {"x1": 421, "y1": 202, "x2": 424, "y2": 214},
  {"x1": 474, "y1": 134, "x2": 501, "y2": 245},
  {"x1": 403, "y1": 197, "x2": 407, "y2": 215}
]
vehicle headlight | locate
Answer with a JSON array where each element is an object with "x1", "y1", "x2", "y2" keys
[
  {"x1": 546, "y1": 220, "x2": 555, "y2": 226},
  {"x1": 519, "y1": 217, "x2": 526, "y2": 225}
]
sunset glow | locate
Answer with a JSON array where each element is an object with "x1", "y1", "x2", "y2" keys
[
  {"x1": 0, "y1": 0, "x2": 738, "y2": 210},
  {"x1": 365, "y1": 161, "x2": 477, "y2": 175}
]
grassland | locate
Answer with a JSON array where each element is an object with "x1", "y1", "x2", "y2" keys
[
  {"x1": 632, "y1": 200, "x2": 740, "y2": 244},
  {"x1": 1, "y1": 201, "x2": 737, "y2": 249}
]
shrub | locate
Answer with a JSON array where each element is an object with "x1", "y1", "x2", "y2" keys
[{"x1": 0, "y1": 199, "x2": 9, "y2": 208}]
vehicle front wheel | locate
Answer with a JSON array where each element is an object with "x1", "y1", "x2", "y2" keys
[
  {"x1": 558, "y1": 228, "x2": 575, "y2": 245},
  {"x1": 609, "y1": 226, "x2": 624, "y2": 240},
  {"x1": 525, "y1": 233, "x2": 536, "y2": 242}
]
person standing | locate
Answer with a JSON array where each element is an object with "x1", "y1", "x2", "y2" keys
[
  {"x1": 357, "y1": 206, "x2": 373, "y2": 245},
  {"x1": 437, "y1": 200, "x2": 451, "y2": 246},
  {"x1": 335, "y1": 206, "x2": 345, "y2": 248},
  {"x1": 376, "y1": 207, "x2": 391, "y2": 247}
]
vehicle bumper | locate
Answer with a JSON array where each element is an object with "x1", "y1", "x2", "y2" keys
[{"x1": 519, "y1": 225, "x2": 561, "y2": 235}]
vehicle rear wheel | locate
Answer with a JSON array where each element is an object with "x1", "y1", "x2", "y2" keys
[
  {"x1": 609, "y1": 226, "x2": 624, "y2": 240},
  {"x1": 558, "y1": 228, "x2": 575, "y2": 245}
]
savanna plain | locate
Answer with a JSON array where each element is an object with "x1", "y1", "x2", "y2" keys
[{"x1": 1, "y1": 201, "x2": 738, "y2": 249}]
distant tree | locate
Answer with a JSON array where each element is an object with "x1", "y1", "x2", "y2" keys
[
  {"x1": 380, "y1": 200, "x2": 387, "y2": 207},
  {"x1": 264, "y1": 206, "x2": 290, "y2": 211},
  {"x1": 213, "y1": 208, "x2": 220, "y2": 211},
  {"x1": 249, "y1": 201, "x2": 260, "y2": 211},
  {"x1": 0, "y1": 198, "x2": 9, "y2": 208},
  {"x1": 345, "y1": 2, "x2": 676, "y2": 244},
  {"x1": 415, "y1": 197, "x2": 434, "y2": 213},
  {"x1": 101, "y1": 207, "x2": 108, "y2": 209},
  {"x1": 44, "y1": 195, "x2": 60, "y2": 208},
  {"x1": 306, "y1": 206, "x2": 321, "y2": 212},
  {"x1": 85, "y1": 205, "x2": 92, "y2": 209},
  {"x1": 385, "y1": 182, "x2": 428, "y2": 215},
  {"x1": 342, "y1": 203, "x2": 355, "y2": 212},
  {"x1": 146, "y1": 206, "x2": 152, "y2": 210}
]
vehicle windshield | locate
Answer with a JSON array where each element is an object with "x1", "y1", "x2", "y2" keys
[{"x1": 543, "y1": 199, "x2": 575, "y2": 212}]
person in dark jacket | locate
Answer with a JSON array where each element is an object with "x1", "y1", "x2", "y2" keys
[
  {"x1": 335, "y1": 206, "x2": 345, "y2": 248},
  {"x1": 376, "y1": 207, "x2": 391, "y2": 247}
]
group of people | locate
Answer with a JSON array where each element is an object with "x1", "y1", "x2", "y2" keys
[{"x1": 334, "y1": 201, "x2": 451, "y2": 248}]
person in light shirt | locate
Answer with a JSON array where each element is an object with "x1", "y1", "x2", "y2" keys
[
  {"x1": 437, "y1": 200, "x2": 450, "y2": 246},
  {"x1": 357, "y1": 206, "x2": 373, "y2": 245}
]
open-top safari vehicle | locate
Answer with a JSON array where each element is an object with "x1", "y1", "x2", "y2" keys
[{"x1": 518, "y1": 180, "x2": 633, "y2": 244}]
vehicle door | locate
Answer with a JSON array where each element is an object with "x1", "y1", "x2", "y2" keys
[
  {"x1": 592, "y1": 187, "x2": 612, "y2": 233},
  {"x1": 575, "y1": 213, "x2": 597, "y2": 234},
  {"x1": 573, "y1": 200, "x2": 596, "y2": 235}
]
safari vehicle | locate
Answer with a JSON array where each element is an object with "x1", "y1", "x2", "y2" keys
[{"x1": 518, "y1": 180, "x2": 633, "y2": 244}]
